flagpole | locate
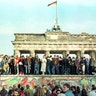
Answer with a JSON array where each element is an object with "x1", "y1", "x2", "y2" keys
[
  {"x1": 56, "y1": 0, "x2": 58, "y2": 29},
  {"x1": 48, "y1": 0, "x2": 60, "y2": 31}
]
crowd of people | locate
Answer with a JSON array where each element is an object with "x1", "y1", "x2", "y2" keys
[
  {"x1": 0, "y1": 83, "x2": 96, "y2": 96},
  {"x1": 0, "y1": 54, "x2": 96, "y2": 75}
]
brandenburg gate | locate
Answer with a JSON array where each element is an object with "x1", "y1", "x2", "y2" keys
[{"x1": 12, "y1": 31, "x2": 96, "y2": 59}]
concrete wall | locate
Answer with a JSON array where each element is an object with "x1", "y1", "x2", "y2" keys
[{"x1": 0, "y1": 75, "x2": 96, "y2": 90}]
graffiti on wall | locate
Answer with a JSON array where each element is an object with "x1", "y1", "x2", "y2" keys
[{"x1": 0, "y1": 76, "x2": 96, "y2": 90}]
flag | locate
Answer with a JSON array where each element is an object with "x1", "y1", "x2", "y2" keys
[{"x1": 48, "y1": 1, "x2": 57, "y2": 6}]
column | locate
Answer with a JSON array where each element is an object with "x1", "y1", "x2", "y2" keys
[
  {"x1": 90, "y1": 51, "x2": 96, "y2": 59},
  {"x1": 14, "y1": 50, "x2": 20, "y2": 57},
  {"x1": 76, "y1": 51, "x2": 81, "y2": 57},
  {"x1": 45, "y1": 50, "x2": 50, "y2": 57},
  {"x1": 62, "y1": 50, "x2": 70, "y2": 58},
  {"x1": 66, "y1": 50, "x2": 70, "y2": 56},
  {"x1": 30, "y1": 50, "x2": 35, "y2": 57},
  {"x1": 62, "y1": 51, "x2": 66, "y2": 58},
  {"x1": 81, "y1": 50, "x2": 85, "y2": 57}
]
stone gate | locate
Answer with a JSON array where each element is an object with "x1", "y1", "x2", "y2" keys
[{"x1": 12, "y1": 31, "x2": 96, "y2": 59}]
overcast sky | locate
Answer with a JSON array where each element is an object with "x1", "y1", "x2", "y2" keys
[{"x1": 0, "y1": 0, "x2": 96, "y2": 55}]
